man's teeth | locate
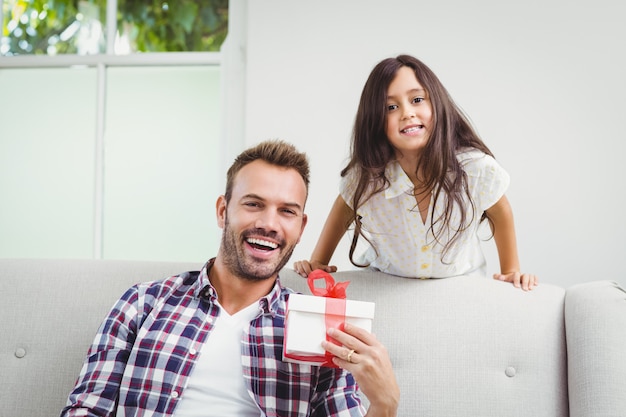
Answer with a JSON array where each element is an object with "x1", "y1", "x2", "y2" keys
[{"x1": 247, "y1": 238, "x2": 278, "y2": 249}]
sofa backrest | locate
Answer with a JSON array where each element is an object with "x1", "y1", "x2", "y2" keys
[
  {"x1": 280, "y1": 267, "x2": 569, "y2": 416},
  {"x1": 0, "y1": 259, "x2": 201, "y2": 417},
  {"x1": 1, "y1": 259, "x2": 569, "y2": 417}
]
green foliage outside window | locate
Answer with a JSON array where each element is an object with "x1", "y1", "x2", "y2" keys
[{"x1": 1, "y1": 0, "x2": 228, "y2": 56}]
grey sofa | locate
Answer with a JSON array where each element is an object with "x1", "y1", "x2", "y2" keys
[{"x1": 1, "y1": 258, "x2": 625, "y2": 417}]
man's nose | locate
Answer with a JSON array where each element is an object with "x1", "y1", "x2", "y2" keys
[{"x1": 255, "y1": 209, "x2": 279, "y2": 231}]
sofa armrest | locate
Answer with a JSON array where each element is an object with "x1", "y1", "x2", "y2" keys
[{"x1": 565, "y1": 280, "x2": 626, "y2": 417}]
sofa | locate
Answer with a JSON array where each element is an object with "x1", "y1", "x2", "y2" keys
[{"x1": 1, "y1": 258, "x2": 625, "y2": 417}]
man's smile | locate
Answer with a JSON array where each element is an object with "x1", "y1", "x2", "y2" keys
[{"x1": 246, "y1": 237, "x2": 279, "y2": 251}]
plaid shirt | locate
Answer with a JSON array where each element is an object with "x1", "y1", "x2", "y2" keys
[{"x1": 61, "y1": 259, "x2": 365, "y2": 417}]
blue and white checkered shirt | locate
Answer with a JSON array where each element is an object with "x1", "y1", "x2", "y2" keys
[{"x1": 61, "y1": 259, "x2": 365, "y2": 417}]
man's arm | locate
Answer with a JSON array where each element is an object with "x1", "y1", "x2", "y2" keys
[{"x1": 60, "y1": 287, "x2": 140, "y2": 416}]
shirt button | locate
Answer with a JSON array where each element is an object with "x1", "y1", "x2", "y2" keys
[
  {"x1": 190, "y1": 348, "x2": 197, "y2": 356},
  {"x1": 207, "y1": 317, "x2": 214, "y2": 324},
  {"x1": 171, "y1": 391, "x2": 179, "y2": 398}
]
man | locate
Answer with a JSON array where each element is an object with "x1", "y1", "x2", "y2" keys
[{"x1": 61, "y1": 140, "x2": 399, "y2": 417}]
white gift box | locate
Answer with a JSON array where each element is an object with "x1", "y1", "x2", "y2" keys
[{"x1": 283, "y1": 293, "x2": 375, "y2": 366}]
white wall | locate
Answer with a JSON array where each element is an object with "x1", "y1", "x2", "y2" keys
[{"x1": 239, "y1": 0, "x2": 626, "y2": 288}]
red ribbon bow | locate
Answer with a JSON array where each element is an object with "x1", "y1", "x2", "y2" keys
[{"x1": 307, "y1": 269, "x2": 350, "y2": 299}]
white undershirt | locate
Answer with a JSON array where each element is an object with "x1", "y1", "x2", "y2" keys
[{"x1": 172, "y1": 300, "x2": 261, "y2": 417}]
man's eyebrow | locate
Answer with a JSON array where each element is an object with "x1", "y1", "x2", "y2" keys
[
  {"x1": 284, "y1": 201, "x2": 304, "y2": 212},
  {"x1": 241, "y1": 193, "x2": 264, "y2": 201},
  {"x1": 242, "y1": 193, "x2": 304, "y2": 211}
]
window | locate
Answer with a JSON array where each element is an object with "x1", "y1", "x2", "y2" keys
[
  {"x1": 0, "y1": 0, "x2": 240, "y2": 262},
  {"x1": 1, "y1": 0, "x2": 227, "y2": 55}
]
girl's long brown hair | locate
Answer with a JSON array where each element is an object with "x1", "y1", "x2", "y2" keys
[{"x1": 342, "y1": 55, "x2": 494, "y2": 266}]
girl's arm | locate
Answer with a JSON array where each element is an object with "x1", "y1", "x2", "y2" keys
[
  {"x1": 293, "y1": 195, "x2": 353, "y2": 277},
  {"x1": 485, "y1": 195, "x2": 538, "y2": 291}
]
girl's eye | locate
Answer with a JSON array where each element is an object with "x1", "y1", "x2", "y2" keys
[
  {"x1": 412, "y1": 97, "x2": 424, "y2": 104},
  {"x1": 387, "y1": 104, "x2": 398, "y2": 111}
]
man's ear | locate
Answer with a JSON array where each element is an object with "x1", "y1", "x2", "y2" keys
[
  {"x1": 216, "y1": 195, "x2": 227, "y2": 229},
  {"x1": 296, "y1": 213, "x2": 308, "y2": 244}
]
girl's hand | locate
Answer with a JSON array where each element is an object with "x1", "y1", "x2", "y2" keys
[
  {"x1": 292, "y1": 260, "x2": 337, "y2": 277},
  {"x1": 493, "y1": 271, "x2": 538, "y2": 291},
  {"x1": 323, "y1": 324, "x2": 399, "y2": 416}
]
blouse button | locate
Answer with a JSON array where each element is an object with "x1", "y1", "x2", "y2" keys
[
  {"x1": 420, "y1": 263, "x2": 429, "y2": 269},
  {"x1": 421, "y1": 245, "x2": 430, "y2": 252}
]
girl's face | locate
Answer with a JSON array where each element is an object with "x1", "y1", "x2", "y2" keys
[{"x1": 385, "y1": 66, "x2": 433, "y2": 162}]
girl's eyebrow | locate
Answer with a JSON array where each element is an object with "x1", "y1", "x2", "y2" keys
[{"x1": 387, "y1": 88, "x2": 426, "y2": 100}]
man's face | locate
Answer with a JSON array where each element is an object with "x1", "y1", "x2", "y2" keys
[{"x1": 217, "y1": 159, "x2": 308, "y2": 281}]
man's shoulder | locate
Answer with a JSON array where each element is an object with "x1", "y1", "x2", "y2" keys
[{"x1": 124, "y1": 270, "x2": 203, "y2": 301}]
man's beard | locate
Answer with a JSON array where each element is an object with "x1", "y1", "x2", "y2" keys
[{"x1": 220, "y1": 215, "x2": 296, "y2": 281}]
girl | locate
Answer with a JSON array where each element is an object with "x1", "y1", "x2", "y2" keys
[{"x1": 294, "y1": 55, "x2": 537, "y2": 291}]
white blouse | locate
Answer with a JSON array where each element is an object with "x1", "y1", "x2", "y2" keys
[{"x1": 340, "y1": 149, "x2": 510, "y2": 279}]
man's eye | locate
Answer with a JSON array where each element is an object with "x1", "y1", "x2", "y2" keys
[
  {"x1": 281, "y1": 209, "x2": 297, "y2": 216},
  {"x1": 244, "y1": 202, "x2": 260, "y2": 208}
]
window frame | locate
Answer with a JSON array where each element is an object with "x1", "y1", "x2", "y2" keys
[{"x1": 0, "y1": 0, "x2": 246, "y2": 259}]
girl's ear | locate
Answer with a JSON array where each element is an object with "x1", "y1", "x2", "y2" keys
[{"x1": 216, "y1": 195, "x2": 227, "y2": 229}]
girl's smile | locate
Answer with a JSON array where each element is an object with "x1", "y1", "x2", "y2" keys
[{"x1": 400, "y1": 124, "x2": 425, "y2": 135}]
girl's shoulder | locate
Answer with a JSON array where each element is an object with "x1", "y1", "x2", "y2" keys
[
  {"x1": 456, "y1": 147, "x2": 489, "y2": 161},
  {"x1": 456, "y1": 148, "x2": 498, "y2": 169},
  {"x1": 455, "y1": 147, "x2": 509, "y2": 183},
  {"x1": 340, "y1": 164, "x2": 391, "y2": 206}
]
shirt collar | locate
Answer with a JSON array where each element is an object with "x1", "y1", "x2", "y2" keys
[
  {"x1": 384, "y1": 160, "x2": 414, "y2": 199},
  {"x1": 197, "y1": 258, "x2": 284, "y2": 316}
]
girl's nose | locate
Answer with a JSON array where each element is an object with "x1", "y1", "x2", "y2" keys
[{"x1": 402, "y1": 106, "x2": 416, "y2": 120}]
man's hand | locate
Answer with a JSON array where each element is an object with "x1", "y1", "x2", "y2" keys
[{"x1": 323, "y1": 324, "x2": 399, "y2": 416}]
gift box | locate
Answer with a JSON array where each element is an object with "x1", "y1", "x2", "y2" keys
[{"x1": 283, "y1": 270, "x2": 375, "y2": 367}]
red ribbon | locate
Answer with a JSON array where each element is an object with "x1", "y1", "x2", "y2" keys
[
  {"x1": 284, "y1": 270, "x2": 352, "y2": 367},
  {"x1": 307, "y1": 270, "x2": 350, "y2": 367},
  {"x1": 307, "y1": 269, "x2": 350, "y2": 299}
]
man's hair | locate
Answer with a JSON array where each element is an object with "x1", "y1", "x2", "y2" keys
[{"x1": 224, "y1": 139, "x2": 310, "y2": 202}]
